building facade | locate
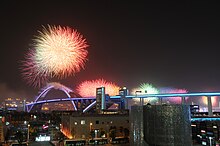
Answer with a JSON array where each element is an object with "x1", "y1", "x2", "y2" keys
[{"x1": 61, "y1": 110, "x2": 129, "y2": 140}]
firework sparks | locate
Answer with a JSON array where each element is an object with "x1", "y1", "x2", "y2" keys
[
  {"x1": 21, "y1": 25, "x2": 89, "y2": 87},
  {"x1": 131, "y1": 83, "x2": 159, "y2": 95},
  {"x1": 131, "y1": 83, "x2": 159, "y2": 103},
  {"x1": 34, "y1": 25, "x2": 89, "y2": 78},
  {"x1": 20, "y1": 49, "x2": 49, "y2": 88},
  {"x1": 76, "y1": 79, "x2": 120, "y2": 97}
]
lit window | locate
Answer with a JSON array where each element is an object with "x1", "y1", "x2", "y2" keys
[{"x1": 81, "y1": 120, "x2": 85, "y2": 125}]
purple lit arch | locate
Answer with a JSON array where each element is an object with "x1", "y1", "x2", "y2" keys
[{"x1": 27, "y1": 82, "x2": 77, "y2": 112}]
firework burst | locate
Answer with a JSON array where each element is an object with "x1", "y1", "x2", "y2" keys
[
  {"x1": 159, "y1": 87, "x2": 188, "y2": 104},
  {"x1": 76, "y1": 79, "x2": 120, "y2": 97},
  {"x1": 20, "y1": 49, "x2": 49, "y2": 88},
  {"x1": 21, "y1": 25, "x2": 89, "y2": 87},
  {"x1": 34, "y1": 25, "x2": 89, "y2": 78},
  {"x1": 131, "y1": 83, "x2": 159, "y2": 103}
]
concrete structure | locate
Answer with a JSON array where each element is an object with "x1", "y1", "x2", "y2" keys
[
  {"x1": 129, "y1": 106, "x2": 148, "y2": 146},
  {"x1": 130, "y1": 105, "x2": 192, "y2": 146}
]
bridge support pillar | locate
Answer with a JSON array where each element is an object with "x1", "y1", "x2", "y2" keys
[
  {"x1": 207, "y1": 96, "x2": 213, "y2": 116},
  {"x1": 158, "y1": 97, "x2": 162, "y2": 105},
  {"x1": 181, "y1": 96, "x2": 185, "y2": 105},
  {"x1": 121, "y1": 97, "x2": 128, "y2": 109},
  {"x1": 140, "y1": 98, "x2": 144, "y2": 106},
  {"x1": 125, "y1": 98, "x2": 128, "y2": 109}
]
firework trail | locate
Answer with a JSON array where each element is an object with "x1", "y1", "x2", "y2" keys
[{"x1": 76, "y1": 79, "x2": 120, "y2": 97}]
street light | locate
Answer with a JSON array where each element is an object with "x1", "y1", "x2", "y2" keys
[
  {"x1": 90, "y1": 122, "x2": 93, "y2": 131},
  {"x1": 27, "y1": 124, "x2": 30, "y2": 142}
]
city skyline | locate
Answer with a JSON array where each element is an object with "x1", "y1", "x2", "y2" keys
[{"x1": 1, "y1": 1, "x2": 220, "y2": 100}]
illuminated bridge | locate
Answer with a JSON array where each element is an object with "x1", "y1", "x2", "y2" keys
[
  {"x1": 26, "y1": 82, "x2": 220, "y2": 116},
  {"x1": 26, "y1": 82, "x2": 95, "y2": 112}
]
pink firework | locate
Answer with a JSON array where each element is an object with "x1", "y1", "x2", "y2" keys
[
  {"x1": 76, "y1": 79, "x2": 120, "y2": 97},
  {"x1": 33, "y1": 25, "x2": 89, "y2": 78},
  {"x1": 159, "y1": 87, "x2": 188, "y2": 103},
  {"x1": 20, "y1": 50, "x2": 49, "y2": 88}
]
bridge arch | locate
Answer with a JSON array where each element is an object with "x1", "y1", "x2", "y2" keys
[{"x1": 27, "y1": 82, "x2": 78, "y2": 112}]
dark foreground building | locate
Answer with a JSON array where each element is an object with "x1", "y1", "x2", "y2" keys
[{"x1": 130, "y1": 104, "x2": 192, "y2": 146}]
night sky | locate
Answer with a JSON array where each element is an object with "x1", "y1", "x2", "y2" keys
[{"x1": 0, "y1": 1, "x2": 220, "y2": 100}]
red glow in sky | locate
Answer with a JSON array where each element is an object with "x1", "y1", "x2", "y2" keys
[{"x1": 76, "y1": 79, "x2": 120, "y2": 97}]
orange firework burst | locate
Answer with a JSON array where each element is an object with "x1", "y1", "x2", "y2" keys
[
  {"x1": 21, "y1": 25, "x2": 89, "y2": 87},
  {"x1": 34, "y1": 25, "x2": 89, "y2": 78}
]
